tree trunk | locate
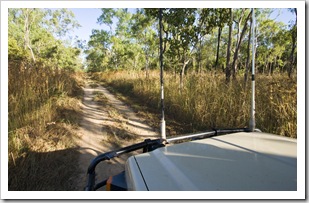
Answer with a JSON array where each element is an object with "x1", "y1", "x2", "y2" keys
[
  {"x1": 145, "y1": 54, "x2": 149, "y2": 78},
  {"x1": 24, "y1": 9, "x2": 36, "y2": 62},
  {"x1": 263, "y1": 61, "x2": 268, "y2": 74},
  {"x1": 198, "y1": 58, "x2": 202, "y2": 74},
  {"x1": 232, "y1": 10, "x2": 252, "y2": 79},
  {"x1": 214, "y1": 27, "x2": 222, "y2": 69},
  {"x1": 273, "y1": 57, "x2": 277, "y2": 75},
  {"x1": 232, "y1": 9, "x2": 244, "y2": 77},
  {"x1": 134, "y1": 53, "x2": 139, "y2": 70},
  {"x1": 244, "y1": 16, "x2": 252, "y2": 88},
  {"x1": 197, "y1": 40, "x2": 202, "y2": 74},
  {"x1": 288, "y1": 8, "x2": 297, "y2": 78},
  {"x1": 225, "y1": 8, "x2": 233, "y2": 83},
  {"x1": 270, "y1": 61, "x2": 274, "y2": 75},
  {"x1": 179, "y1": 58, "x2": 190, "y2": 90}
]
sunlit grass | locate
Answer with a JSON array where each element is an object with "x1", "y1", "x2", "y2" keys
[
  {"x1": 95, "y1": 70, "x2": 296, "y2": 138},
  {"x1": 8, "y1": 60, "x2": 85, "y2": 190}
]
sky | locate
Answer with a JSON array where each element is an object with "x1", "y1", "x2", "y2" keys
[
  {"x1": 269, "y1": 8, "x2": 296, "y2": 25},
  {"x1": 69, "y1": 8, "x2": 103, "y2": 43},
  {"x1": 68, "y1": 8, "x2": 296, "y2": 45}
]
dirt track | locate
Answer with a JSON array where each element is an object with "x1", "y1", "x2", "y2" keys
[{"x1": 73, "y1": 79, "x2": 159, "y2": 190}]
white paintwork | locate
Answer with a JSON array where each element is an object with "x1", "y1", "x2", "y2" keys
[
  {"x1": 125, "y1": 132, "x2": 297, "y2": 191},
  {"x1": 125, "y1": 156, "x2": 148, "y2": 191}
]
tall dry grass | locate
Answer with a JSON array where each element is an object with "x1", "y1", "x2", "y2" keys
[
  {"x1": 8, "y1": 60, "x2": 85, "y2": 190},
  {"x1": 95, "y1": 70, "x2": 296, "y2": 138}
]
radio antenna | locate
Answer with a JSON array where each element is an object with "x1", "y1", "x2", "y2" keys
[
  {"x1": 159, "y1": 8, "x2": 166, "y2": 140},
  {"x1": 249, "y1": 8, "x2": 256, "y2": 132}
]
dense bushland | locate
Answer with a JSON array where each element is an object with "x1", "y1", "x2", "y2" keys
[
  {"x1": 95, "y1": 70, "x2": 296, "y2": 138},
  {"x1": 86, "y1": 8, "x2": 297, "y2": 81},
  {"x1": 8, "y1": 8, "x2": 85, "y2": 190},
  {"x1": 8, "y1": 61, "x2": 84, "y2": 190}
]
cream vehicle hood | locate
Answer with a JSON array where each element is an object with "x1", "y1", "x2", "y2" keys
[{"x1": 125, "y1": 132, "x2": 297, "y2": 191}]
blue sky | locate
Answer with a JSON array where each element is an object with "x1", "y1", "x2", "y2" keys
[
  {"x1": 69, "y1": 8, "x2": 103, "y2": 43},
  {"x1": 68, "y1": 8, "x2": 296, "y2": 45},
  {"x1": 69, "y1": 8, "x2": 136, "y2": 44},
  {"x1": 269, "y1": 8, "x2": 296, "y2": 25}
]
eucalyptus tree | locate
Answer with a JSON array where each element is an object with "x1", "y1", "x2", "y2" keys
[
  {"x1": 214, "y1": 9, "x2": 230, "y2": 69},
  {"x1": 144, "y1": 8, "x2": 195, "y2": 83},
  {"x1": 85, "y1": 29, "x2": 111, "y2": 72},
  {"x1": 95, "y1": 8, "x2": 145, "y2": 70},
  {"x1": 97, "y1": 8, "x2": 116, "y2": 31},
  {"x1": 287, "y1": 8, "x2": 297, "y2": 77},
  {"x1": 196, "y1": 8, "x2": 215, "y2": 73},
  {"x1": 256, "y1": 18, "x2": 287, "y2": 74},
  {"x1": 273, "y1": 29, "x2": 291, "y2": 73},
  {"x1": 195, "y1": 8, "x2": 230, "y2": 73},
  {"x1": 168, "y1": 8, "x2": 198, "y2": 89},
  {"x1": 198, "y1": 8, "x2": 230, "y2": 70},
  {"x1": 8, "y1": 8, "x2": 46, "y2": 62},
  {"x1": 231, "y1": 8, "x2": 252, "y2": 79},
  {"x1": 244, "y1": 14, "x2": 252, "y2": 86},
  {"x1": 47, "y1": 8, "x2": 81, "y2": 40},
  {"x1": 225, "y1": 8, "x2": 233, "y2": 82},
  {"x1": 248, "y1": 9, "x2": 290, "y2": 75},
  {"x1": 115, "y1": 9, "x2": 146, "y2": 70},
  {"x1": 8, "y1": 8, "x2": 82, "y2": 70},
  {"x1": 131, "y1": 8, "x2": 157, "y2": 77}
]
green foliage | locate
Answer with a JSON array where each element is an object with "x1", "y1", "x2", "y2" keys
[
  {"x1": 8, "y1": 8, "x2": 83, "y2": 70},
  {"x1": 256, "y1": 17, "x2": 291, "y2": 74},
  {"x1": 48, "y1": 8, "x2": 81, "y2": 38},
  {"x1": 86, "y1": 8, "x2": 156, "y2": 72},
  {"x1": 8, "y1": 37, "x2": 28, "y2": 60},
  {"x1": 97, "y1": 8, "x2": 116, "y2": 29},
  {"x1": 85, "y1": 8, "x2": 296, "y2": 77},
  {"x1": 199, "y1": 8, "x2": 229, "y2": 35}
]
